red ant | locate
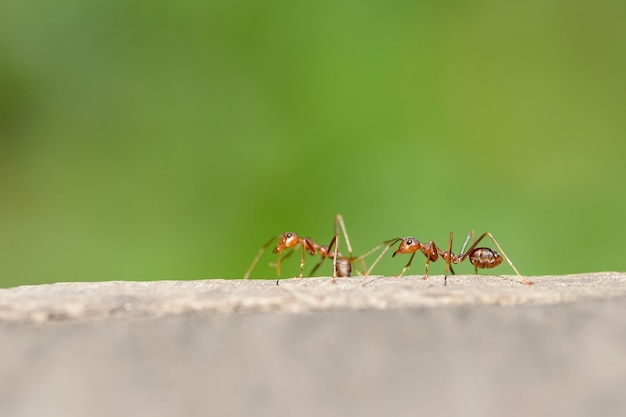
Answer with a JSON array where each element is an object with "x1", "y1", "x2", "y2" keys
[
  {"x1": 366, "y1": 231, "x2": 532, "y2": 285},
  {"x1": 243, "y1": 214, "x2": 365, "y2": 283},
  {"x1": 363, "y1": 234, "x2": 454, "y2": 278},
  {"x1": 243, "y1": 232, "x2": 316, "y2": 280}
]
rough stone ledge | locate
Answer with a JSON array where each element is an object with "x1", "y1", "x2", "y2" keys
[{"x1": 0, "y1": 272, "x2": 624, "y2": 324}]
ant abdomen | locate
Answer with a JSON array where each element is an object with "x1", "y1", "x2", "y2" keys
[
  {"x1": 468, "y1": 248, "x2": 503, "y2": 269},
  {"x1": 336, "y1": 258, "x2": 352, "y2": 277}
]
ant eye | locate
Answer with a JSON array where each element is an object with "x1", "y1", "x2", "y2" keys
[
  {"x1": 286, "y1": 233, "x2": 293, "y2": 238},
  {"x1": 406, "y1": 239, "x2": 413, "y2": 245}
]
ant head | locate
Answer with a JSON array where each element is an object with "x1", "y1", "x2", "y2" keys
[
  {"x1": 273, "y1": 232, "x2": 300, "y2": 253},
  {"x1": 393, "y1": 237, "x2": 421, "y2": 257}
]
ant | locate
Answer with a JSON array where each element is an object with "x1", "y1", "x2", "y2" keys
[
  {"x1": 363, "y1": 233, "x2": 455, "y2": 277},
  {"x1": 243, "y1": 214, "x2": 365, "y2": 283},
  {"x1": 243, "y1": 232, "x2": 317, "y2": 280},
  {"x1": 365, "y1": 231, "x2": 532, "y2": 285}
]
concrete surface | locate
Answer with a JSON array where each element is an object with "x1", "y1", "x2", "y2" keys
[
  {"x1": 1, "y1": 272, "x2": 625, "y2": 323},
  {"x1": 1, "y1": 272, "x2": 625, "y2": 417}
]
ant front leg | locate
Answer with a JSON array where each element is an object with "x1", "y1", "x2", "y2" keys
[
  {"x1": 398, "y1": 252, "x2": 417, "y2": 277},
  {"x1": 420, "y1": 241, "x2": 441, "y2": 280},
  {"x1": 297, "y1": 238, "x2": 317, "y2": 278},
  {"x1": 277, "y1": 250, "x2": 285, "y2": 276}
]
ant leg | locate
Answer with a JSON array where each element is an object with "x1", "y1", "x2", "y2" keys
[
  {"x1": 459, "y1": 230, "x2": 475, "y2": 257},
  {"x1": 424, "y1": 241, "x2": 442, "y2": 280},
  {"x1": 444, "y1": 232, "x2": 454, "y2": 275},
  {"x1": 276, "y1": 250, "x2": 284, "y2": 276},
  {"x1": 355, "y1": 256, "x2": 367, "y2": 276},
  {"x1": 282, "y1": 248, "x2": 297, "y2": 261},
  {"x1": 335, "y1": 214, "x2": 354, "y2": 258},
  {"x1": 364, "y1": 244, "x2": 389, "y2": 276},
  {"x1": 297, "y1": 244, "x2": 306, "y2": 278},
  {"x1": 270, "y1": 247, "x2": 295, "y2": 268},
  {"x1": 331, "y1": 217, "x2": 341, "y2": 282},
  {"x1": 332, "y1": 233, "x2": 339, "y2": 283},
  {"x1": 244, "y1": 235, "x2": 278, "y2": 279},
  {"x1": 435, "y1": 233, "x2": 454, "y2": 286},
  {"x1": 308, "y1": 261, "x2": 323, "y2": 276},
  {"x1": 365, "y1": 238, "x2": 402, "y2": 276},
  {"x1": 398, "y1": 252, "x2": 416, "y2": 277},
  {"x1": 340, "y1": 214, "x2": 368, "y2": 275},
  {"x1": 326, "y1": 232, "x2": 339, "y2": 283},
  {"x1": 353, "y1": 242, "x2": 389, "y2": 276},
  {"x1": 459, "y1": 230, "x2": 481, "y2": 275},
  {"x1": 334, "y1": 214, "x2": 351, "y2": 281}
]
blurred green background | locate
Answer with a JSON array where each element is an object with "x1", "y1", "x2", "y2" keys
[{"x1": 1, "y1": 0, "x2": 625, "y2": 287}]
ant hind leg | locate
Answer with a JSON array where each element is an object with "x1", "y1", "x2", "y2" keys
[{"x1": 244, "y1": 235, "x2": 278, "y2": 279}]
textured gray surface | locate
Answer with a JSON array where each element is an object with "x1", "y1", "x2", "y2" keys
[
  {"x1": 0, "y1": 272, "x2": 625, "y2": 323},
  {"x1": 1, "y1": 272, "x2": 625, "y2": 417}
]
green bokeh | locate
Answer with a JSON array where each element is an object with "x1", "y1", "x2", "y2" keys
[{"x1": 1, "y1": 0, "x2": 625, "y2": 287}]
